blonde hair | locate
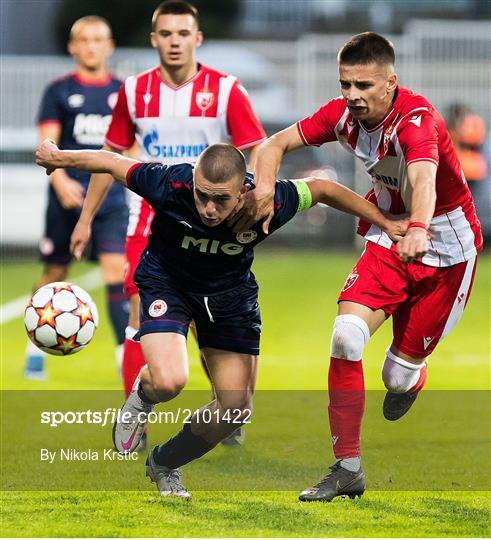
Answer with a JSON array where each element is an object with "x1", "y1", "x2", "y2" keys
[{"x1": 69, "y1": 16, "x2": 112, "y2": 41}]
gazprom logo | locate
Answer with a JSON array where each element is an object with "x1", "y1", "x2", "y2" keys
[
  {"x1": 143, "y1": 129, "x2": 208, "y2": 159},
  {"x1": 373, "y1": 173, "x2": 399, "y2": 188}
]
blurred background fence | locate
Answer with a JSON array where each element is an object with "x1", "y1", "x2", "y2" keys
[{"x1": 1, "y1": 8, "x2": 490, "y2": 255}]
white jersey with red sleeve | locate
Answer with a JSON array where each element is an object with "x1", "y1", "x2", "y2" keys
[
  {"x1": 105, "y1": 64, "x2": 266, "y2": 237},
  {"x1": 297, "y1": 87, "x2": 482, "y2": 267}
]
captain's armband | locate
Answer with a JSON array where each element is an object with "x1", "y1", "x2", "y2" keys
[{"x1": 293, "y1": 180, "x2": 313, "y2": 212}]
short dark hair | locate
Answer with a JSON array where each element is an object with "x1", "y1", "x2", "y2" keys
[
  {"x1": 338, "y1": 32, "x2": 395, "y2": 67},
  {"x1": 152, "y1": 0, "x2": 199, "y2": 30},
  {"x1": 196, "y1": 144, "x2": 246, "y2": 184}
]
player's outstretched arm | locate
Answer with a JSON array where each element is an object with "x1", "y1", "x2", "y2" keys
[
  {"x1": 305, "y1": 178, "x2": 408, "y2": 242},
  {"x1": 231, "y1": 125, "x2": 304, "y2": 234},
  {"x1": 396, "y1": 160, "x2": 436, "y2": 263},
  {"x1": 36, "y1": 139, "x2": 138, "y2": 185}
]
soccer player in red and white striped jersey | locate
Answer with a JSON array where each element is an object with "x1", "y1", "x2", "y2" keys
[
  {"x1": 253, "y1": 32, "x2": 482, "y2": 501},
  {"x1": 70, "y1": 1, "x2": 265, "y2": 439}
]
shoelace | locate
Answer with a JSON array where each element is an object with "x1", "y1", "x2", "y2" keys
[
  {"x1": 313, "y1": 463, "x2": 343, "y2": 489},
  {"x1": 165, "y1": 470, "x2": 184, "y2": 492}
]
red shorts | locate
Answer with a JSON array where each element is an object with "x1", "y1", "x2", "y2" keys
[
  {"x1": 124, "y1": 235, "x2": 148, "y2": 297},
  {"x1": 338, "y1": 242, "x2": 477, "y2": 358}
]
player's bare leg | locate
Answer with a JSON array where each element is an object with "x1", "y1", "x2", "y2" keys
[
  {"x1": 381, "y1": 345, "x2": 427, "y2": 421},
  {"x1": 147, "y1": 348, "x2": 257, "y2": 498},
  {"x1": 99, "y1": 253, "x2": 128, "y2": 376},
  {"x1": 300, "y1": 301, "x2": 386, "y2": 502},
  {"x1": 113, "y1": 332, "x2": 188, "y2": 454},
  {"x1": 24, "y1": 263, "x2": 69, "y2": 380},
  {"x1": 190, "y1": 348, "x2": 257, "y2": 443},
  {"x1": 190, "y1": 325, "x2": 246, "y2": 446}
]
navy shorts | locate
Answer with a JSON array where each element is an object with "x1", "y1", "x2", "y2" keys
[
  {"x1": 40, "y1": 186, "x2": 128, "y2": 265},
  {"x1": 134, "y1": 266, "x2": 261, "y2": 356}
]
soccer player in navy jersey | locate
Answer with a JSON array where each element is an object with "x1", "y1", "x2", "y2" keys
[
  {"x1": 35, "y1": 138, "x2": 406, "y2": 498},
  {"x1": 24, "y1": 17, "x2": 129, "y2": 380},
  {"x1": 70, "y1": 0, "x2": 266, "y2": 446}
]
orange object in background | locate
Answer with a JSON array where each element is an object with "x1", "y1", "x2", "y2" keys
[{"x1": 451, "y1": 113, "x2": 488, "y2": 182}]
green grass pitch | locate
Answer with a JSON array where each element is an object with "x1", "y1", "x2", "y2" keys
[{"x1": 1, "y1": 250, "x2": 489, "y2": 537}]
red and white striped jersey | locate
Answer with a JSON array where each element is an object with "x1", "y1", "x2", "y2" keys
[
  {"x1": 105, "y1": 64, "x2": 266, "y2": 237},
  {"x1": 297, "y1": 86, "x2": 482, "y2": 267}
]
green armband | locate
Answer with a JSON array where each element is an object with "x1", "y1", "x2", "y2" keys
[{"x1": 293, "y1": 180, "x2": 313, "y2": 212}]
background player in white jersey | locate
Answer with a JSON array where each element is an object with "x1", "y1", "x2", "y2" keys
[
  {"x1": 24, "y1": 16, "x2": 129, "y2": 380},
  {"x1": 70, "y1": 1, "x2": 265, "y2": 445},
  {"x1": 252, "y1": 32, "x2": 482, "y2": 502}
]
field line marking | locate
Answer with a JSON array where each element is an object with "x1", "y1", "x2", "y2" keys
[{"x1": 0, "y1": 269, "x2": 102, "y2": 325}]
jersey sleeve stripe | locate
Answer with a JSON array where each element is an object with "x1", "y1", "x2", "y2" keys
[
  {"x1": 296, "y1": 121, "x2": 312, "y2": 146},
  {"x1": 406, "y1": 157, "x2": 439, "y2": 166},
  {"x1": 236, "y1": 136, "x2": 267, "y2": 150},
  {"x1": 105, "y1": 137, "x2": 130, "y2": 151},
  {"x1": 293, "y1": 180, "x2": 313, "y2": 211},
  {"x1": 126, "y1": 162, "x2": 143, "y2": 187}
]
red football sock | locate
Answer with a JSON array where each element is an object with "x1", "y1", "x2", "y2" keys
[
  {"x1": 328, "y1": 357, "x2": 365, "y2": 459},
  {"x1": 122, "y1": 338, "x2": 146, "y2": 397},
  {"x1": 410, "y1": 364, "x2": 427, "y2": 393}
]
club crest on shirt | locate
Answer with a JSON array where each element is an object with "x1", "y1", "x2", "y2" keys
[
  {"x1": 196, "y1": 91, "x2": 214, "y2": 112},
  {"x1": 149, "y1": 299, "x2": 168, "y2": 317},
  {"x1": 68, "y1": 94, "x2": 85, "y2": 108},
  {"x1": 236, "y1": 230, "x2": 258, "y2": 244},
  {"x1": 342, "y1": 272, "x2": 359, "y2": 292}
]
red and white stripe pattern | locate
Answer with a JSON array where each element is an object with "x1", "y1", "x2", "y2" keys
[
  {"x1": 297, "y1": 87, "x2": 482, "y2": 267},
  {"x1": 105, "y1": 64, "x2": 265, "y2": 238}
]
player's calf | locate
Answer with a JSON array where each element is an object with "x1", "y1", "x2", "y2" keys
[{"x1": 382, "y1": 348, "x2": 427, "y2": 421}]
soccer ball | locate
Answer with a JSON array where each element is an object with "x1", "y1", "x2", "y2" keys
[{"x1": 24, "y1": 282, "x2": 98, "y2": 356}]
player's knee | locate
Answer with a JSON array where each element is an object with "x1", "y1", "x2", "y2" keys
[
  {"x1": 219, "y1": 393, "x2": 253, "y2": 422},
  {"x1": 382, "y1": 349, "x2": 423, "y2": 393},
  {"x1": 330, "y1": 314, "x2": 370, "y2": 361},
  {"x1": 150, "y1": 371, "x2": 187, "y2": 399}
]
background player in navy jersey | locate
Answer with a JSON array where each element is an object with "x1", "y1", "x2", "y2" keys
[
  {"x1": 70, "y1": 1, "x2": 266, "y2": 446},
  {"x1": 24, "y1": 16, "x2": 129, "y2": 379},
  {"x1": 252, "y1": 32, "x2": 482, "y2": 502},
  {"x1": 35, "y1": 138, "x2": 406, "y2": 498}
]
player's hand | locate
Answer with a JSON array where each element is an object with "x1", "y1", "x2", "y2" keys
[
  {"x1": 228, "y1": 186, "x2": 275, "y2": 234},
  {"x1": 397, "y1": 227, "x2": 429, "y2": 264},
  {"x1": 70, "y1": 219, "x2": 92, "y2": 261},
  {"x1": 36, "y1": 139, "x2": 59, "y2": 175},
  {"x1": 383, "y1": 215, "x2": 410, "y2": 243},
  {"x1": 52, "y1": 174, "x2": 85, "y2": 209}
]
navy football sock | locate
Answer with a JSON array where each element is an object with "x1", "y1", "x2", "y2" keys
[
  {"x1": 153, "y1": 422, "x2": 215, "y2": 469},
  {"x1": 106, "y1": 283, "x2": 128, "y2": 345}
]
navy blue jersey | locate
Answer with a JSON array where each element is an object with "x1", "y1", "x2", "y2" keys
[
  {"x1": 127, "y1": 162, "x2": 302, "y2": 293},
  {"x1": 38, "y1": 73, "x2": 125, "y2": 210}
]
